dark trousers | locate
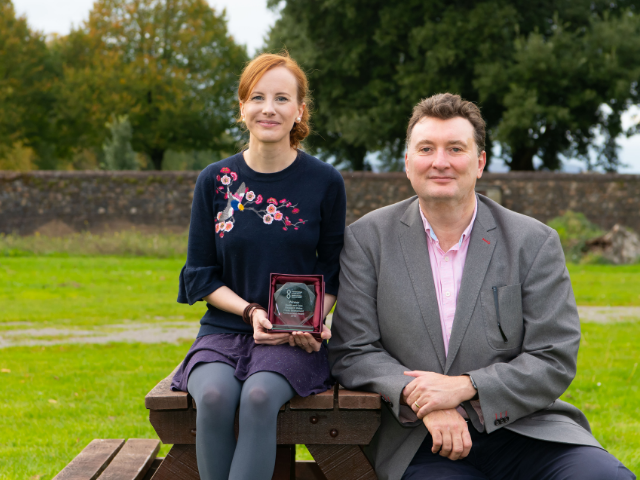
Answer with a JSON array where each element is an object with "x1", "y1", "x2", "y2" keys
[{"x1": 402, "y1": 425, "x2": 636, "y2": 480}]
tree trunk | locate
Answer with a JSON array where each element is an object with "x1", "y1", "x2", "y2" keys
[
  {"x1": 509, "y1": 147, "x2": 536, "y2": 171},
  {"x1": 344, "y1": 144, "x2": 369, "y2": 171},
  {"x1": 150, "y1": 149, "x2": 165, "y2": 170}
]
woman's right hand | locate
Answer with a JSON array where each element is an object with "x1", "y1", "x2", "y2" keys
[{"x1": 252, "y1": 308, "x2": 291, "y2": 345}]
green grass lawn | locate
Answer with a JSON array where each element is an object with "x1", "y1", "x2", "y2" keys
[
  {"x1": 0, "y1": 257, "x2": 203, "y2": 329},
  {"x1": 567, "y1": 264, "x2": 640, "y2": 306},
  {"x1": 1, "y1": 257, "x2": 639, "y2": 478}
]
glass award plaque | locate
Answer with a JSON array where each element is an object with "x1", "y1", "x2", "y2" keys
[
  {"x1": 273, "y1": 283, "x2": 316, "y2": 331},
  {"x1": 267, "y1": 273, "x2": 324, "y2": 340}
]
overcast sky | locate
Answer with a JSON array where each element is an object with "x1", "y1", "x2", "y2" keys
[{"x1": 11, "y1": 0, "x2": 640, "y2": 173}]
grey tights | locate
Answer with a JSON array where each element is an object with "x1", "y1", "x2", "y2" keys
[{"x1": 187, "y1": 362, "x2": 296, "y2": 480}]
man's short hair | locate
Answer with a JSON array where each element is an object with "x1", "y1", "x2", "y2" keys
[{"x1": 406, "y1": 93, "x2": 486, "y2": 154}]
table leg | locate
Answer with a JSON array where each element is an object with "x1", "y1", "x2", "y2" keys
[
  {"x1": 150, "y1": 444, "x2": 296, "y2": 480},
  {"x1": 150, "y1": 444, "x2": 199, "y2": 480},
  {"x1": 306, "y1": 445, "x2": 377, "y2": 480}
]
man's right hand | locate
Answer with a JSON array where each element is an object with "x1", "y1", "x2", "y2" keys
[{"x1": 423, "y1": 409, "x2": 472, "y2": 461}]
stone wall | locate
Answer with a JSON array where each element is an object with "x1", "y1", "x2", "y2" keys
[{"x1": 1, "y1": 170, "x2": 640, "y2": 235}]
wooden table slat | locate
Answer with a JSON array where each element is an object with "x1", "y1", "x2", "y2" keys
[
  {"x1": 337, "y1": 390, "x2": 381, "y2": 410},
  {"x1": 145, "y1": 365, "x2": 190, "y2": 410},
  {"x1": 54, "y1": 439, "x2": 125, "y2": 480},
  {"x1": 289, "y1": 388, "x2": 335, "y2": 410},
  {"x1": 98, "y1": 439, "x2": 160, "y2": 480}
]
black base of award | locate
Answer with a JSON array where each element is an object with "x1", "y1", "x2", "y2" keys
[{"x1": 267, "y1": 273, "x2": 324, "y2": 341}]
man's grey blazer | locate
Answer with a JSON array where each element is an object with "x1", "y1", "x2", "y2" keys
[{"x1": 328, "y1": 194, "x2": 602, "y2": 480}]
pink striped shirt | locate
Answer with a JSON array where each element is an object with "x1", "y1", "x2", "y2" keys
[
  {"x1": 419, "y1": 199, "x2": 484, "y2": 424},
  {"x1": 419, "y1": 199, "x2": 477, "y2": 356}
]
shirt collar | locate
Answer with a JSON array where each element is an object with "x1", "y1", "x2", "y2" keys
[{"x1": 419, "y1": 196, "x2": 478, "y2": 248}]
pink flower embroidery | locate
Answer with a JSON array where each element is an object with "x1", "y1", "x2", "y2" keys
[
  {"x1": 283, "y1": 227, "x2": 288, "y2": 231},
  {"x1": 292, "y1": 208, "x2": 299, "y2": 214},
  {"x1": 217, "y1": 212, "x2": 223, "y2": 220},
  {"x1": 230, "y1": 172, "x2": 238, "y2": 181},
  {"x1": 255, "y1": 195, "x2": 263, "y2": 205},
  {"x1": 219, "y1": 232, "x2": 224, "y2": 238},
  {"x1": 220, "y1": 167, "x2": 230, "y2": 173},
  {"x1": 274, "y1": 212, "x2": 283, "y2": 221},
  {"x1": 263, "y1": 214, "x2": 274, "y2": 224},
  {"x1": 279, "y1": 199, "x2": 287, "y2": 204},
  {"x1": 221, "y1": 175, "x2": 231, "y2": 185},
  {"x1": 224, "y1": 221, "x2": 234, "y2": 232},
  {"x1": 294, "y1": 227, "x2": 299, "y2": 230},
  {"x1": 216, "y1": 175, "x2": 221, "y2": 181},
  {"x1": 267, "y1": 197, "x2": 278, "y2": 204},
  {"x1": 286, "y1": 202, "x2": 292, "y2": 207},
  {"x1": 266, "y1": 204, "x2": 277, "y2": 214},
  {"x1": 215, "y1": 223, "x2": 221, "y2": 233},
  {"x1": 246, "y1": 191, "x2": 256, "y2": 201}
]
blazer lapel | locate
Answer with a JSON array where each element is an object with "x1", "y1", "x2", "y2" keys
[
  {"x1": 444, "y1": 199, "x2": 497, "y2": 373},
  {"x1": 398, "y1": 199, "x2": 446, "y2": 371}
]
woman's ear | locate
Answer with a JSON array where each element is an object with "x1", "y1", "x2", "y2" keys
[{"x1": 298, "y1": 102, "x2": 306, "y2": 121}]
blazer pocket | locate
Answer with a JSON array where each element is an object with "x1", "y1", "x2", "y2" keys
[{"x1": 480, "y1": 284, "x2": 524, "y2": 351}]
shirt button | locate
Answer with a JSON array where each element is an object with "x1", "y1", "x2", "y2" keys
[
  {"x1": 444, "y1": 257, "x2": 449, "y2": 262},
  {"x1": 445, "y1": 291, "x2": 451, "y2": 297}
]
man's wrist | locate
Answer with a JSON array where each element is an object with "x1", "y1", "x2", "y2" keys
[
  {"x1": 461, "y1": 374, "x2": 479, "y2": 401},
  {"x1": 460, "y1": 373, "x2": 478, "y2": 403}
]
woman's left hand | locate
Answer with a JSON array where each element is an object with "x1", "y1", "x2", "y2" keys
[{"x1": 289, "y1": 324, "x2": 331, "y2": 353}]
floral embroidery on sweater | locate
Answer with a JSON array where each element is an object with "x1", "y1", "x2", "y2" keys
[{"x1": 214, "y1": 167, "x2": 307, "y2": 238}]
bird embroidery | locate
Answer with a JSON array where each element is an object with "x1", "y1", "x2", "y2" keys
[
  {"x1": 215, "y1": 167, "x2": 307, "y2": 238},
  {"x1": 219, "y1": 182, "x2": 246, "y2": 222}
]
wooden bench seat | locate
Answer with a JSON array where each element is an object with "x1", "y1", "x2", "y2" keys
[
  {"x1": 145, "y1": 366, "x2": 382, "y2": 480},
  {"x1": 54, "y1": 438, "x2": 161, "y2": 480}
]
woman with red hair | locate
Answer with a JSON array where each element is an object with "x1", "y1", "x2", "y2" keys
[{"x1": 171, "y1": 52, "x2": 346, "y2": 479}]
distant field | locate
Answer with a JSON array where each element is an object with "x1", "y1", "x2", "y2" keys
[
  {"x1": 1, "y1": 259, "x2": 640, "y2": 333},
  {"x1": 1, "y1": 258, "x2": 639, "y2": 478},
  {"x1": 0, "y1": 257, "x2": 202, "y2": 329},
  {"x1": 0, "y1": 325, "x2": 637, "y2": 479},
  {"x1": 567, "y1": 264, "x2": 640, "y2": 306}
]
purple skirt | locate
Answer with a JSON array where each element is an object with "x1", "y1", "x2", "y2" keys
[{"x1": 171, "y1": 333, "x2": 334, "y2": 397}]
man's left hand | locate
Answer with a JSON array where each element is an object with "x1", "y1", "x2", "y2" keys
[{"x1": 403, "y1": 371, "x2": 477, "y2": 418}]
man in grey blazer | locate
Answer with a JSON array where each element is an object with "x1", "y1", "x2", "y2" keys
[{"x1": 328, "y1": 93, "x2": 634, "y2": 480}]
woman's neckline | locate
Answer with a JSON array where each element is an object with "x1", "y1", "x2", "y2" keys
[{"x1": 235, "y1": 149, "x2": 303, "y2": 182}]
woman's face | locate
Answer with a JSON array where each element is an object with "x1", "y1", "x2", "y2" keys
[{"x1": 240, "y1": 66, "x2": 305, "y2": 148}]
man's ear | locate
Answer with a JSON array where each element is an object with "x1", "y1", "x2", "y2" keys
[
  {"x1": 405, "y1": 152, "x2": 410, "y2": 177},
  {"x1": 477, "y1": 150, "x2": 487, "y2": 178}
]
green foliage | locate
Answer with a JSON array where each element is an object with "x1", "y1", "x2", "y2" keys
[
  {"x1": 267, "y1": 0, "x2": 640, "y2": 171},
  {"x1": 50, "y1": 0, "x2": 248, "y2": 169},
  {"x1": 0, "y1": 0, "x2": 58, "y2": 168},
  {"x1": 103, "y1": 115, "x2": 138, "y2": 170},
  {"x1": 548, "y1": 211, "x2": 604, "y2": 262}
]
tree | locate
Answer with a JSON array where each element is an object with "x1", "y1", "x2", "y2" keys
[
  {"x1": 0, "y1": 0, "x2": 58, "y2": 169},
  {"x1": 267, "y1": 0, "x2": 640, "y2": 171},
  {"x1": 54, "y1": 0, "x2": 248, "y2": 170},
  {"x1": 103, "y1": 114, "x2": 138, "y2": 170}
]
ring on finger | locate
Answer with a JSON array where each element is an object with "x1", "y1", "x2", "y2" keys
[{"x1": 414, "y1": 401, "x2": 421, "y2": 409}]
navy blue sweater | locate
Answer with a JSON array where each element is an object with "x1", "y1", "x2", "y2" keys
[{"x1": 178, "y1": 151, "x2": 347, "y2": 337}]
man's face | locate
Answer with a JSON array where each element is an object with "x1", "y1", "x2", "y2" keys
[{"x1": 405, "y1": 116, "x2": 486, "y2": 204}]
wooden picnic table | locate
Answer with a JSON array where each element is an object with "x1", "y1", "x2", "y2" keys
[{"x1": 145, "y1": 366, "x2": 382, "y2": 480}]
